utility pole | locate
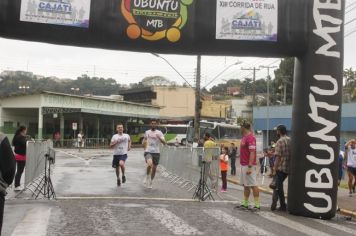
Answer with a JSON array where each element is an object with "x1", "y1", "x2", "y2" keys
[
  {"x1": 194, "y1": 55, "x2": 201, "y2": 140},
  {"x1": 281, "y1": 76, "x2": 290, "y2": 105},
  {"x1": 241, "y1": 67, "x2": 260, "y2": 106},
  {"x1": 260, "y1": 65, "x2": 277, "y2": 148}
]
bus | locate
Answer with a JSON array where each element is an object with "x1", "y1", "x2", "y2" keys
[
  {"x1": 186, "y1": 121, "x2": 242, "y2": 147},
  {"x1": 127, "y1": 124, "x2": 163, "y2": 144},
  {"x1": 127, "y1": 124, "x2": 188, "y2": 145},
  {"x1": 165, "y1": 124, "x2": 188, "y2": 145}
]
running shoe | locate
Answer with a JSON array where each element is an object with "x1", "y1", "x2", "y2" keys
[
  {"x1": 252, "y1": 206, "x2": 261, "y2": 211},
  {"x1": 148, "y1": 179, "x2": 153, "y2": 189},
  {"x1": 234, "y1": 204, "x2": 248, "y2": 210},
  {"x1": 143, "y1": 175, "x2": 149, "y2": 185},
  {"x1": 117, "y1": 178, "x2": 121, "y2": 187},
  {"x1": 349, "y1": 192, "x2": 353, "y2": 197},
  {"x1": 220, "y1": 188, "x2": 227, "y2": 193},
  {"x1": 14, "y1": 186, "x2": 22, "y2": 191},
  {"x1": 122, "y1": 176, "x2": 126, "y2": 184}
]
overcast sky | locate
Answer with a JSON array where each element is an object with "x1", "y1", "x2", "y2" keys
[{"x1": 0, "y1": 3, "x2": 355, "y2": 89}]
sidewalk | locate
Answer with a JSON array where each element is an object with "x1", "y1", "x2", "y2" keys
[{"x1": 226, "y1": 166, "x2": 356, "y2": 217}]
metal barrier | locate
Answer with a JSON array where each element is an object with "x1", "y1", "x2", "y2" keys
[
  {"x1": 25, "y1": 140, "x2": 53, "y2": 186},
  {"x1": 54, "y1": 138, "x2": 110, "y2": 149},
  {"x1": 159, "y1": 146, "x2": 221, "y2": 194}
]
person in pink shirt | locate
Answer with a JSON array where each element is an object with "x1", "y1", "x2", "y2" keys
[{"x1": 235, "y1": 122, "x2": 260, "y2": 210}]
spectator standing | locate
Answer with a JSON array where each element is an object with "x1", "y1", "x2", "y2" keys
[
  {"x1": 345, "y1": 139, "x2": 356, "y2": 197},
  {"x1": 235, "y1": 122, "x2": 260, "y2": 210},
  {"x1": 338, "y1": 150, "x2": 345, "y2": 186},
  {"x1": 271, "y1": 125, "x2": 291, "y2": 211},
  {"x1": 229, "y1": 143, "x2": 237, "y2": 176},
  {"x1": 0, "y1": 132, "x2": 16, "y2": 234},
  {"x1": 12, "y1": 126, "x2": 27, "y2": 191},
  {"x1": 220, "y1": 146, "x2": 229, "y2": 192}
]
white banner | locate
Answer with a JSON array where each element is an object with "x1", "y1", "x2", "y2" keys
[
  {"x1": 20, "y1": 0, "x2": 91, "y2": 28},
  {"x1": 216, "y1": 0, "x2": 278, "y2": 41}
]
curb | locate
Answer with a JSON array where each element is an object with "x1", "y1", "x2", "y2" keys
[{"x1": 227, "y1": 177, "x2": 356, "y2": 218}]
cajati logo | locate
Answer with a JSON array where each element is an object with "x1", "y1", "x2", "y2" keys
[{"x1": 121, "y1": 0, "x2": 193, "y2": 42}]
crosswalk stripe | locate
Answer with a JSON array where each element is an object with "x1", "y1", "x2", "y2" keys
[
  {"x1": 312, "y1": 219, "x2": 356, "y2": 235},
  {"x1": 204, "y1": 209, "x2": 275, "y2": 236},
  {"x1": 146, "y1": 208, "x2": 203, "y2": 235},
  {"x1": 257, "y1": 211, "x2": 331, "y2": 236},
  {"x1": 11, "y1": 207, "x2": 51, "y2": 236}
]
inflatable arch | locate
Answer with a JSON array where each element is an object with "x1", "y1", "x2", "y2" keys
[{"x1": 0, "y1": 0, "x2": 345, "y2": 219}]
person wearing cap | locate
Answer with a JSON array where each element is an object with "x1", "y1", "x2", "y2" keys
[
  {"x1": 271, "y1": 124, "x2": 291, "y2": 211},
  {"x1": 235, "y1": 122, "x2": 260, "y2": 210}
]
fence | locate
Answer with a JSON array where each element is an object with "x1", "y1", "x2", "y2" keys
[
  {"x1": 54, "y1": 138, "x2": 110, "y2": 149},
  {"x1": 159, "y1": 146, "x2": 221, "y2": 193},
  {"x1": 25, "y1": 140, "x2": 53, "y2": 186}
]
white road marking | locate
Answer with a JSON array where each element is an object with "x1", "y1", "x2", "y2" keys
[
  {"x1": 58, "y1": 150, "x2": 86, "y2": 162},
  {"x1": 56, "y1": 196, "x2": 237, "y2": 203},
  {"x1": 257, "y1": 211, "x2": 331, "y2": 236},
  {"x1": 312, "y1": 219, "x2": 356, "y2": 235},
  {"x1": 146, "y1": 208, "x2": 203, "y2": 235},
  {"x1": 204, "y1": 209, "x2": 274, "y2": 236},
  {"x1": 11, "y1": 207, "x2": 51, "y2": 236}
]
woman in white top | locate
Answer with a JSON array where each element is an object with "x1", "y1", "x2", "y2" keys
[{"x1": 345, "y1": 139, "x2": 356, "y2": 196}]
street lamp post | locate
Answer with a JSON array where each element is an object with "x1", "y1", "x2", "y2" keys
[{"x1": 260, "y1": 65, "x2": 277, "y2": 148}]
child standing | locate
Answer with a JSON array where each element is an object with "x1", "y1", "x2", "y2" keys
[{"x1": 220, "y1": 146, "x2": 229, "y2": 192}]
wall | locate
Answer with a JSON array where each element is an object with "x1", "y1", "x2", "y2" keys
[
  {"x1": 231, "y1": 98, "x2": 252, "y2": 119},
  {"x1": 201, "y1": 100, "x2": 231, "y2": 119},
  {"x1": 153, "y1": 87, "x2": 195, "y2": 118}
]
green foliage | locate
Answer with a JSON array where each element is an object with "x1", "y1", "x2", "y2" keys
[
  {"x1": 344, "y1": 67, "x2": 356, "y2": 102},
  {"x1": 272, "y1": 58, "x2": 295, "y2": 105},
  {"x1": 0, "y1": 73, "x2": 125, "y2": 96}
]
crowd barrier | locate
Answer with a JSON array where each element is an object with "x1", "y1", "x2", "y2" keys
[
  {"x1": 159, "y1": 146, "x2": 221, "y2": 193},
  {"x1": 25, "y1": 140, "x2": 53, "y2": 186}
]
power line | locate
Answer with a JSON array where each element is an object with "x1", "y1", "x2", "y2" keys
[
  {"x1": 346, "y1": 1, "x2": 356, "y2": 10},
  {"x1": 345, "y1": 27, "x2": 356, "y2": 38},
  {"x1": 345, "y1": 17, "x2": 356, "y2": 26},
  {"x1": 346, "y1": 6, "x2": 356, "y2": 14}
]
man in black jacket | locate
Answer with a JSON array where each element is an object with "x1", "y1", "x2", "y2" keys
[{"x1": 0, "y1": 133, "x2": 16, "y2": 234}]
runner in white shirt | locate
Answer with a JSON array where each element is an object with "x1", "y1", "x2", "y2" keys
[
  {"x1": 110, "y1": 124, "x2": 131, "y2": 187},
  {"x1": 345, "y1": 139, "x2": 356, "y2": 196},
  {"x1": 143, "y1": 120, "x2": 166, "y2": 188}
]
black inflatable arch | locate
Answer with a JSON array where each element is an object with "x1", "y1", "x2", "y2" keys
[{"x1": 0, "y1": 0, "x2": 345, "y2": 219}]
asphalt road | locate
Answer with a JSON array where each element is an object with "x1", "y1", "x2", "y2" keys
[{"x1": 2, "y1": 149, "x2": 356, "y2": 236}]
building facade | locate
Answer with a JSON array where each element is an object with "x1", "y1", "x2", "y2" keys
[
  {"x1": 253, "y1": 103, "x2": 356, "y2": 148},
  {"x1": 0, "y1": 91, "x2": 159, "y2": 141}
]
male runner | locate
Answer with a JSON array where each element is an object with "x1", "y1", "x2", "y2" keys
[
  {"x1": 110, "y1": 124, "x2": 131, "y2": 187},
  {"x1": 143, "y1": 120, "x2": 166, "y2": 189}
]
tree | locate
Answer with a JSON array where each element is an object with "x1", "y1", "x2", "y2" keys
[
  {"x1": 343, "y1": 68, "x2": 356, "y2": 102},
  {"x1": 272, "y1": 58, "x2": 295, "y2": 105},
  {"x1": 141, "y1": 76, "x2": 176, "y2": 86}
]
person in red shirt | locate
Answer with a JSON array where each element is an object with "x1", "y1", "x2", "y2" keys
[{"x1": 235, "y1": 122, "x2": 260, "y2": 210}]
